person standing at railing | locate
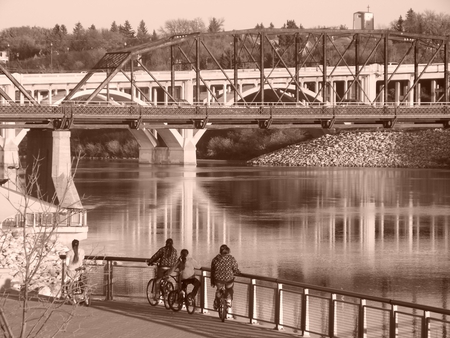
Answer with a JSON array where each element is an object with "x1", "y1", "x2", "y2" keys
[
  {"x1": 65, "y1": 239, "x2": 85, "y2": 279},
  {"x1": 165, "y1": 249, "x2": 201, "y2": 298},
  {"x1": 147, "y1": 238, "x2": 178, "y2": 294},
  {"x1": 210, "y1": 244, "x2": 240, "y2": 311},
  {"x1": 64, "y1": 239, "x2": 87, "y2": 296}
]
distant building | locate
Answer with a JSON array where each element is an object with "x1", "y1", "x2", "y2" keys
[
  {"x1": 353, "y1": 11, "x2": 374, "y2": 30},
  {"x1": 0, "y1": 50, "x2": 9, "y2": 63}
]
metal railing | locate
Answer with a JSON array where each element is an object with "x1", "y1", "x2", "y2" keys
[{"x1": 61, "y1": 255, "x2": 450, "y2": 338}]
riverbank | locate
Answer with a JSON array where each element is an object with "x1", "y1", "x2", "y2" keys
[{"x1": 247, "y1": 129, "x2": 450, "y2": 168}]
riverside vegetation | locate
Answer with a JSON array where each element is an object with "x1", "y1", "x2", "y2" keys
[{"x1": 17, "y1": 128, "x2": 450, "y2": 168}]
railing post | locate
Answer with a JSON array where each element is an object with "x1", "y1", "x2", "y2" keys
[
  {"x1": 421, "y1": 311, "x2": 430, "y2": 338},
  {"x1": 104, "y1": 260, "x2": 113, "y2": 301},
  {"x1": 274, "y1": 283, "x2": 284, "y2": 331},
  {"x1": 389, "y1": 304, "x2": 398, "y2": 338},
  {"x1": 329, "y1": 293, "x2": 336, "y2": 337},
  {"x1": 249, "y1": 279, "x2": 257, "y2": 324},
  {"x1": 358, "y1": 299, "x2": 367, "y2": 338},
  {"x1": 301, "y1": 288, "x2": 310, "y2": 337},
  {"x1": 201, "y1": 270, "x2": 208, "y2": 313},
  {"x1": 60, "y1": 257, "x2": 65, "y2": 296}
]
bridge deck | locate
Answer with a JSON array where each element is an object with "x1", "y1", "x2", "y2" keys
[{"x1": 0, "y1": 104, "x2": 449, "y2": 129}]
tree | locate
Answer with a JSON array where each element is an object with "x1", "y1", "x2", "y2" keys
[
  {"x1": 392, "y1": 15, "x2": 405, "y2": 32},
  {"x1": 110, "y1": 21, "x2": 118, "y2": 33},
  {"x1": 151, "y1": 30, "x2": 158, "y2": 41},
  {"x1": 159, "y1": 18, "x2": 206, "y2": 36},
  {"x1": 71, "y1": 22, "x2": 85, "y2": 51},
  {"x1": 136, "y1": 20, "x2": 149, "y2": 43},
  {"x1": 0, "y1": 155, "x2": 91, "y2": 338},
  {"x1": 208, "y1": 17, "x2": 224, "y2": 33},
  {"x1": 119, "y1": 20, "x2": 135, "y2": 42}
]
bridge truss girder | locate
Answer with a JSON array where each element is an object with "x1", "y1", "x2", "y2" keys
[{"x1": 56, "y1": 28, "x2": 450, "y2": 107}]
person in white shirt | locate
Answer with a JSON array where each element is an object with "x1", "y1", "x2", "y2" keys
[
  {"x1": 166, "y1": 249, "x2": 201, "y2": 298},
  {"x1": 65, "y1": 239, "x2": 85, "y2": 280}
]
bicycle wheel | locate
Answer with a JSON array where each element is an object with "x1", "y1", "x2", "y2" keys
[
  {"x1": 186, "y1": 293, "x2": 195, "y2": 314},
  {"x1": 146, "y1": 278, "x2": 159, "y2": 306},
  {"x1": 83, "y1": 292, "x2": 91, "y2": 307},
  {"x1": 168, "y1": 290, "x2": 182, "y2": 312},
  {"x1": 163, "y1": 281, "x2": 174, "y2": 310},
  {"x1": 218, "y1": 298, "x2": 227, "y2": 322}
]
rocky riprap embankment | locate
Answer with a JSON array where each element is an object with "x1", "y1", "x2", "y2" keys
[
  {"x1": 0, "y1": 230, "x2": 69, "y2": 297},
  {"x1": 248, "y1": 129, "x2": 450, "y2": 168}
]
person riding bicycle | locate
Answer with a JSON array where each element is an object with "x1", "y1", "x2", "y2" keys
[
  {"x1": 165, "y1": 249, "x2": 201, "y2": 299},
  {"x1": 147, "y1": 238, "x2": 178, "y2": 295},
  {"x1": 210, "y1": 244, "x2": 240, "y2": 311},
  {"x1": 64, "y1": 239, "x2": 87, "y2": 295}
]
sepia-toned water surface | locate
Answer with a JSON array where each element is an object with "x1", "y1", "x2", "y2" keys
[{"x1": 74, "y1": 160, "x2": 450, "y2": 309}]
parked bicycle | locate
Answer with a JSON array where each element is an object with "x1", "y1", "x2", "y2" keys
[
  {"x1": 167, "y1": 288, "x2": 195, "y2": 314},
  {"x1": 146, "y1": 264, "x2": 177, "y2": 309},
  {"x1": 61, "y1": 266, "x2": 91, "y2": 306}
]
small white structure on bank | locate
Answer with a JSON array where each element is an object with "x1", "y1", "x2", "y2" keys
[{"x1": 0, "y1": 185, "x2": 87, "y2": 231}]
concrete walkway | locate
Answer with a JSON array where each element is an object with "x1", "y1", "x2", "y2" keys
[{"x1": 4, "y1": 298, "x2": 300, "y2": 338}]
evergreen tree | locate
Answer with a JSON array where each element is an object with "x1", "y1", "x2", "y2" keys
[
  {"x1": 208, "y1": 17, "x2": 224, "y2": 33},
  {"x1": 151, "y1": 30, "x2": 158, "y2": 41},
  {"x1": 110, "y1": 21, "x2": 118, "y2": 33},
  {"x1": 60, "y1": 25, "x2": 68, "y2": 35},
  {"x1": 71, "y1": 22, "x2": 86, "y2": 51},
  {"x1": 136, "y1": 20, "x2": 149, "y2": 43},
  {"x1": 120, "y1": 20, "x2": 135, "y2": 39}
]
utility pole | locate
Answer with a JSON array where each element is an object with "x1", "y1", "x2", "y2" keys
[{"x1": 50, "y1": 42, "x2": 53, "y2": 71}]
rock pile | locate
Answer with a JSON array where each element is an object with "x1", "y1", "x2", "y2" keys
[
  {"x1": 248, "y1": 129, "x2": 450, "y2": 168},
  {"x1": 0, "y1": 230, "x2": 69, "y2": 296}
]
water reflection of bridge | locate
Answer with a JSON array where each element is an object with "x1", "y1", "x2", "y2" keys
[{"x1": 106, "y1": 168, "x2": 450, "y2": 267}]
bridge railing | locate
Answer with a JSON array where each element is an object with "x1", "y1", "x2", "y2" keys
[
  {"x1": 8, "y1": 209, "x2": 87, "y2": 228},
  {"x1": 69, "y1": 255, "x2": 450, "y2": 338},
  {"x1": 1, "y1": 101, "x2": 449, "y2": 108}
]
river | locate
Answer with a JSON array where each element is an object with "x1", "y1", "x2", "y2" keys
[{"x1": 73, "y1": 160, "x2": 450, "y2": 310}]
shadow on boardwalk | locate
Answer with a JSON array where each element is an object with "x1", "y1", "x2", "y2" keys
[{"x1": 3, "y1": 298, "x2": 300, "y2": 338}]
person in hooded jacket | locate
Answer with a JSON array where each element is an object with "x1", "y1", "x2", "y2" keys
[{"x1": 210, "y1": 244, "x2": 240, "y2": 310}]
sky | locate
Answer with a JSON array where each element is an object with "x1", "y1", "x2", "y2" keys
[{"x1": 0, "y1": 0, "x2": 449, "y2": 33}]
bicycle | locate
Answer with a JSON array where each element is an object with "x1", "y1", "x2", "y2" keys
[
  {"x1": 167, "y1": 288, "x2": 195, "y2": 314},
  {"x1": 61, "y1": 266, "x2": 91, "y2": 306},
  {"x1": 216, "y1": 286, "x2": 231, "y2": 322},
  {"x1": 146, "y1": 264, "x2": 177, "y2": 309}
]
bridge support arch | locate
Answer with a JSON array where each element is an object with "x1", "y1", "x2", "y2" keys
[
  {"x1": 56, "y1": 89, "x2": 206, "y2": 165},
  {"x1": 130, "y1": 128, "x2": 205, "y2": 165}
]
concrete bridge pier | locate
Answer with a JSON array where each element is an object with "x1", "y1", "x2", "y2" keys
[
  {"x1": 26, "y1": 129, "x2": 82, "y2": 209},
  {"x1": 0, "y1": 128, "x2": 27, "y2": 190},
  {"x1": 130, "y1": 128, "x2": 206, "y2": 165}
]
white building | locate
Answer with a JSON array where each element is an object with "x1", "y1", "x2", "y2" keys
[{"x1": 353, "y1": 11, "x2": 374, "y2": 30}]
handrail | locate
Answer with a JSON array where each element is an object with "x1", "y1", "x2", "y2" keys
[{"x1": 60, "y1": 254, "x2": 450, "y2": 323}]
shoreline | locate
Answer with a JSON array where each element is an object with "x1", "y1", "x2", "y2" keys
[{"x1": 247, "y1": 129, "x2": 450, "y2": 169}]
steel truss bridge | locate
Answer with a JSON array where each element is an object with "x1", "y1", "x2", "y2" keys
[{"x1": 0, "y1": 28, "x2": 449, "y2": 131}]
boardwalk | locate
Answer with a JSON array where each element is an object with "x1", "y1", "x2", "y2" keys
[{"x1": 4, "y1": 297, "x2": 298, "y2": 338}]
